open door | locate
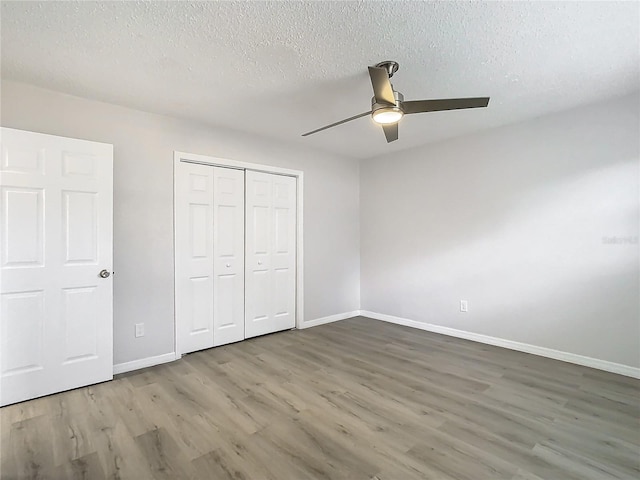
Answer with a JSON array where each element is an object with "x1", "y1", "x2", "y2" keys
[{"x1": 1, "y1": 128, "x2": 113, "y2": 406}]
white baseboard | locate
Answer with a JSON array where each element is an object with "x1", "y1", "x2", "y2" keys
[
  {"x1": 113, "y1": 352, "x2": 178, "y2": 375},
  {"x1": 360, "y1": 310, "x2": 640, "y2": 379},
  {"x1": 300, "y1": 310, "x2": 361, "y2": 329},
  {"x1": 114, "y1": 311, "x2": 362, "y2": 375}
]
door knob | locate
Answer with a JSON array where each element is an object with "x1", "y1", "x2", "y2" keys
[
  {"x1": 258, "y1": 261, "x2": 262, "y2": 265},
  {"x1": 99, "y1": 269, "x2": 111, "y2": 278},
  {"x1": 226, "y1": 263, "x2": 231, "y2": 268}
]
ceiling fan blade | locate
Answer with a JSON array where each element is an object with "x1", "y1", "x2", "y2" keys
[
  {"x1": 402, "y1": 97, "x2": 490, "y2": 115},
  {"x1": 382, "y1": 123, "x2": 398, "y2": 143},
  {"x1": 368, "y1": 66, "x2": 396, "y2": 106},
  {"x1": 301, "y1": 111, "x2": 372, "y2": 136}
]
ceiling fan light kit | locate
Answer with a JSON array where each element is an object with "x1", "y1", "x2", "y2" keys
[
  {"x1": 372, "y1": 89, "x2": 404, "y2": 124},
  {"x1": 302, "y1": 60, "x2": 490, "y2": 143},
  {"x1": 372, "y1": 107, "x2": 403, "y2": 125}
]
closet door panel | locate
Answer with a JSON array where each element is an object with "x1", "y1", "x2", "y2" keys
[
  {"x1": 271, "y1": 175, "x2": 296, "y2": 329},
  {"x1": 176, "y1": 163, "x2": 215, "y2": 354},
  {"x1": 245, "y1": 171, "x2": 296, "y2": 338},
  {"x1": 212, "y1": 167, "x2": 245, "y2": 346},
  {"x1": 245, "y1": 172, "x2": 271, "y2": 331}
]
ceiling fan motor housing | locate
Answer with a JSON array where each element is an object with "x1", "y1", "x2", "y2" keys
[
  {"x1": 371, "y1": 90, "x2": 404, "y2": 109},
  {"x1": 371, "y1": 90, "x2": 405, "y2": 123}
]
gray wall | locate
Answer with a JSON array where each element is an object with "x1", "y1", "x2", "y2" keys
[
  {"x1": 360, "y1": 93, "x2": 640, "y2": 368},
  {"x1": 1, "y1": 80, "x2": 361, "y2": 365},
  {"x1": 4, "y1": 80, "x2": 638, "y2": 371}
]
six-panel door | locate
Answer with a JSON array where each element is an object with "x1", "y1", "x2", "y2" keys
[
  {"x1": 176, "y1": 164, "x2": 297, "y2": 352},
  {"x1": 0, "y1": 127, "x2": 113, "y2": 406},
  {"x1": 175, "y1": 163, "x2": 247, "y2": 353},
  {"x1": 245, "y1": 171, "x2": 297, "y2": 339}
]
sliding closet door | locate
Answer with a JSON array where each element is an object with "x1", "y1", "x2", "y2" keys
[
  {"x1": 245, "y1": 171, "x2": 297, "y2": 338},
  {"x1": 212, "y1": 167, "x2": 244, "y2": 346},
  {"x1": 175, "y1": 163, "x2": 215, "y2": 354}
]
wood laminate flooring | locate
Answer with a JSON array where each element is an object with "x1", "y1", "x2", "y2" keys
[{"x1": 1, "y1": 317, "x2": 639, "y2": 479}]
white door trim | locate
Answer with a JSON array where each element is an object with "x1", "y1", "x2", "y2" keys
[{"x1": 173, "y1": 151, "x2": 304, "y2": 357}]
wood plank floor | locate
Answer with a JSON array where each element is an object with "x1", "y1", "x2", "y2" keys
[{"x1": 1, "y1": 317, "x2": 639, "y2": 479}]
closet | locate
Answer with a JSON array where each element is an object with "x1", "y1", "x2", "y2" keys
[{"x1": 175, "y1": 160, "x2": 297, "y2": 354}]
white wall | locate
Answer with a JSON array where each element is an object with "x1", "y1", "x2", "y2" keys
[
  {"x1": 1, "y1": 80, "x2": 361, "y2": 365},
  {"x1": 361, "y1": 93, "x2": 640, "y2": 368}
]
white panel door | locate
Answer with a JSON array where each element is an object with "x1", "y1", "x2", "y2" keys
[
  {"x1": 0, "y1": 127, "x2": 113, "y2": 406},
  {"x1": 175, "y1": 162, "x2": 215, "y2": 354},
  {"x1": 175, "y1": 163, "x2": 246, "y2": 353},
  {"x1": 212, "y1": 167, "x2": 245, "y2": 346},
  {"x1": 245, "y1": 171, "x2": 296, "y2": 339}
]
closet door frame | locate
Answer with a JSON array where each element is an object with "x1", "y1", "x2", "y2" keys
[{"x1": 173, "y1": 151, "x2": 304, "y2": 357}]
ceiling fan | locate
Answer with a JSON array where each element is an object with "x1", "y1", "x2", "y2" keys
[{"x1": 302, "y1": 61, "x2": 490, "y2": 143}]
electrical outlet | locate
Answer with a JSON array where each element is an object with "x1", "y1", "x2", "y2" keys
[
  {"x1": 460, "y1": 300, "x2": 468, "y2": 312},
  {"x1": 135, "y1": 323, "x2": 145, "y2": 338}
]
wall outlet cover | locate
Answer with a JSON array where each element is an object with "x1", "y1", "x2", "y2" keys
[{"x1": 135, "y1": 323, "x2": 145, "y2": 337}]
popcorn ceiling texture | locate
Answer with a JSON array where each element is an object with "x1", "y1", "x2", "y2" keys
[{"x1": 1, "y1": 1, "x2": 638, "y2": 159}]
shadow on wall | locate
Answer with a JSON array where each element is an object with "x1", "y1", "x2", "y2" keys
[
  {"x1": 371, "y1": 156, "x2": 638, "y2": 291},
  {"x1": 379, "y1": 160, "x2": 638, "y2": 352}
]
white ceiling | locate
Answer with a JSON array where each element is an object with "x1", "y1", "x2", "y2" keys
[{"x1": 2, "y1": 1, "x2": 638, "y2": 159}]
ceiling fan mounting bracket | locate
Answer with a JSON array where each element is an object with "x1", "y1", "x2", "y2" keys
[{"x1": 375, "y1": 60, "x2": 399, "y2": 78}]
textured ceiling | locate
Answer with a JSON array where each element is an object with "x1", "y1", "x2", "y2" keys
[{"x1": 1, "y1": 1, "x2": 638, "y2": 159}]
